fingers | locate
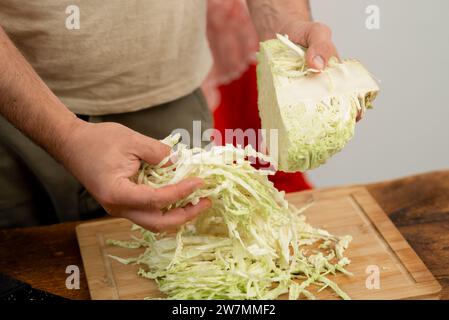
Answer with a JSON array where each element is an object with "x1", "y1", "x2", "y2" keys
[
  {"x1": 126, "y1": 198, "x2": 212, "y2": 232},
  {"x1": 106, "y1": 177, "x2": 203, "y2": 211},
  {"x1": 105, "y1": 179, "x2": 158, "y2": 209},
  {"x1": 304, "y1": 23, "x2": 339, "y2": 71},
  {"x1": 151, "y1": 177, "x2": 204, "y2": 209}
]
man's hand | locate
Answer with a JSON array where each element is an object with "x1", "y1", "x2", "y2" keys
[
  {"x1": 278, "y1": 21, "x2": 338, "y2": 71},
  {"x1": 246, "y1": 0, "x2": 361, "y2": 120},
  {"x1": 247, "y1": 0, "x2": 338, "y2": 70},
  {"x1": 60, "y1": 120, "x2": 211, "y2": 232}
]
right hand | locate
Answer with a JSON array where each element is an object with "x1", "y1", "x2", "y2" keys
[{"x1": 60, "y1": 120, "x2": 211, "y2": 232}]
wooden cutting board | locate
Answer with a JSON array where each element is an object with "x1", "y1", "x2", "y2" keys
[{"x1": 76, "y1": 187, "x2": 441, "y2": 300}]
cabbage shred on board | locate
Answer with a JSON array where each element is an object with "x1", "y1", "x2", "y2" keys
[
  {"x1": 257, "y1": 34, "x2": 379, "y2": 172},
  {"x1": 107, "y1": 135, "x2": 353, "y2": 300}
]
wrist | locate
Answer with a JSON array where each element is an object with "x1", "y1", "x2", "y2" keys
[
  {"x1": 277, "y1": 17, "x2": 310, "y2": 35},
  {"x1": 247, "y1": 0, "x2": 312, "y2": 40},
  {"x1": 50, "y1": 112, "x2": 87, "y2": 167}
]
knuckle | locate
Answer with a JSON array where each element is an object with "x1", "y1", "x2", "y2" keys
[
  {"x1": 172, "y1": 185, "x2": 184, "y2": 199},
  {"x1": 313, "y1": 22, "x2": 331, "y2": 33},
  {"x1": 146, "y1": 199, "x2": 157, "y2": 210},
  {"x1": 156, "y1": 186, "x2": 183, "y2": 207},
  {"x1": 151, "y1": 200, "x2": 164, "y2": 210},
  {"x1": 150, "y1": 194, "x2": 165, "y2": 210},
  {"x1": 142, "y1": 189, "x2": 160, "y2": 209},
  {"x1": 129, "y1": 133, "x2": 139, "y2": 146},
  {"x1": 130, "y1": 133, "x2": 144, "y2": 151}
]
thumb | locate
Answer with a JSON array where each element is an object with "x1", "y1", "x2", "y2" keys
[
  {"x1": 105, "y1": 177, "x2": 202, "y2": 210},
  {"x1": 135, "y1": 133, "x2": 172, "y2": 165},
  {"x1": 304, "y1": 23, "x2": 338, "y2": 71}
]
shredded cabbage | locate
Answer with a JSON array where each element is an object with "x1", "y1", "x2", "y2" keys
[
  {"x1": 107, "y1": 135, "x2": 352, "y2": 300},
  {"x1": 257, "y1": 34, "x2": 379, "y2": 172}
]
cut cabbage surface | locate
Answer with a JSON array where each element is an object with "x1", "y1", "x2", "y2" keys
[
  {"x1": 257, "y1": 34, "x2": 379, "y2": 172},
  {"x1": 107, "y1": 135, "x2": 353, "y2": 300}
]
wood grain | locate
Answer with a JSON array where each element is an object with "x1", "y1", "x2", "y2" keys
[
  {"x1": 76, "y1": 187, "x2": 441, "y2": 300},
  {"x1": 1, "y1": 170, "x2": 448, "y2": 299},
  {"x1": 0, "y1": 221, "x2": 90, "y2": 299},
  {"x1": 368, "y1": 170, "x2": 449, "y2": 300}
]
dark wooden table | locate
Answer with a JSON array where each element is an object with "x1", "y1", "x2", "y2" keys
[{"x1": 1, "y1": 170, "x2": 449, "y2": 300}]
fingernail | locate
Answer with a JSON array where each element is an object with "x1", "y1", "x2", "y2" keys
[{"x1": 313, "y1": 55, "x2": 325, "y2": 70}]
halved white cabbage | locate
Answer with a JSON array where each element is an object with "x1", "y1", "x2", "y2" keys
[{"x1": 257, "y1": 35, "x2": 379, "y2": 172}]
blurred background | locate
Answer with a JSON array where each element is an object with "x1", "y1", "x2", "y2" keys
[{"x1": 308, "y1": 0, "x2": 449, "y2": 186}]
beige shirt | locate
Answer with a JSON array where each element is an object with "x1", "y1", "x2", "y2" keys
[{"x1": 0, "y1": 1, "x2": 212, "y2": 115}]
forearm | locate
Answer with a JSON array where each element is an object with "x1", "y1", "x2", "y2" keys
[
  {"x1": 0, "y1": 26, "x2": 80, "y2": 162},
  {"x1": 246, "y1": 0, "x2": 312, "y2": 40}
]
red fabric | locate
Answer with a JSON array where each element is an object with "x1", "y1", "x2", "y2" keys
[{"x1": 213, "y1": 64, "x2": 313, "y2": 193}]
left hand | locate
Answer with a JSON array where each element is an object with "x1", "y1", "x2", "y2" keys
[{"x1": 279, "y1": 21, "x2": 339, "y2": 71}]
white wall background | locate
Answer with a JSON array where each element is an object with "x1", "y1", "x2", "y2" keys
[{"x1": 307, "y1": 0, "x2": 449, "y2": 187}]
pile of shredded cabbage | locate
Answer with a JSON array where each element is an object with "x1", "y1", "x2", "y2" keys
[{"x1": 107, "y1": 135, "x2": 353, "y2": 300}]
